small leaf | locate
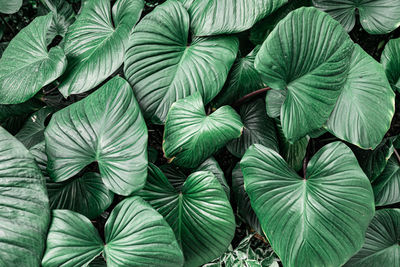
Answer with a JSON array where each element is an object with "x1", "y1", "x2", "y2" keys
[
  {"x1": 163, "y1": 93, "x2": 243, "y2": 168},
  {"x1": 0, "y1": 127, "x2": 49, "y2": 267},
  {"x1": 124, "y1": 0, "x2": 238, "y2": 123},
  {"x1": 59, "y1": 0, "x2": 144, "y2": 96},
  {"x1": 139, "y1": 164, "x2": 235, "y2": 266},
  {"x1": 227, "y1": 99, "x2": 278, "y2": 158},
  {"x1": 180, "y1": 0, "x2": 288, "y2": 36},
  {"x1": 45, "y1": 76, "x2": 148, "y2": 196},
  {"x1": 344, "y1": 209, "x2": 400, "y2": 266},
  {"x1": 325, "y1": 44, "x2": 395, "y2": 149},
  {"x1": 0, "y1": 13, "x2": 66, "y2": 104},
  {"x1": 241, "y1": 142, "x2": 375, "y2": 267},
  {"x1": 313, "y1": 0, "x2": 400, "y2": 34},
  {"x1": 372, "y1": 155, "x2": 400, "y2": 206},
  {"x1": 0, "y1": 0, "x2": 22, "y2": 14},
  {"x1": 381, "y1": 37, "x2": 400, "y2": 92},
  {"x1": 255, "y1": 7, "x2": 353, "y2": 142}
]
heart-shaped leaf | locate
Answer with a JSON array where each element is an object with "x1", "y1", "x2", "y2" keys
[
  {"x1": 124, "y1": 0, "x2": 238, "y2": 124},
  {"x1": 42, "y1": 196, "x2": 184, "y2": 267},
  {"x1": 163, "y1": 93, "x2": 243, "y2": 168},
  {"x1": 372, "y1": 154, "x2": 400, "y2": 206},
  {"x1": 325, "y1": 44, "x2": 395, "y2": 149},
  {"x1": 0, "y1": 0, "x2": 22, "y2": 14},
  {"x1": 180, "y1": 0, "x2": 287, "y2": 36},
  {"x1": 241, "y1": 141, "x2": 375, "y2": 267},
  {"x1": 0, "y1": 127, "x2": 49, "y2": 266},
  {"x1": 45, "y1": 76, "x2": 148, "y2": 196},
  {"x1": 58, "y1": 0, "x2": 144, "y2": 96},
  {"x1": 255, "y1": 7, "x2": 353, "y2": 142},
  {"x1": 381, "y1": 37, "x2": 400, "y2": 92},
  {"x1": 0, "y1": 13, "x2": 66, "y2": 104},
  {"x1": 344, "y1": 209, "x2": 400, "y2": 266},
  {"x1": 16, "y1": 107, "x2": 53, "y2": 149},
  {"x1": 227, "y1": 99, "x2": 278, "y2": 158},
  {"x1": 313, "y1": 0, "x2": 400, "y2": 34},
  {"x1": 139, "y1": 164, "x2": 235, "y2": 266}
]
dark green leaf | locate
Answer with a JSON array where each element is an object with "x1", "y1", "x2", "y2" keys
[
  {"x1": 381, "y1": 37, "x2": 400, "y2": 92},
  {"x1": 372, "y1": 155, "x2": 400, "y2": 206}
]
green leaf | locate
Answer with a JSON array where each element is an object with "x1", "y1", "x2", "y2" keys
[
  {"x1": 276, "y1": 121, "x2": 309, "y2": 172},
  {"x1": 0, "y1": 98, "x2": 44, "y2": 123},
  {"x1": 265, "y1": 89, "x2": 286, "y2": 119},
  {"x1": 45, "y1": 76, "x2": 148, "y2": 196},
  {"x1": 381, "y1": 37, "x2": 400, "y2": 92},
  {"x1": 344, "y1": 209, "x2": 400, "y2": 266},
  {"x1": 163, "y1": 93, "x2": 243, "y2": 168},
  {"x1": 0, "y1": 0, "x2": 22, "y2": 14},
  {"x1": 232, "y1": 163, "x2": 262, "y2": 234},
  {"x1": 15, "y1": 107, "x2": 54, "y2": 149},
  {"x1": 255, "y1": 7, "x2": 353, "y2": 142},
  {"x1": 41, "y1": 210, "x2": 104, "y2": 267},
  {"x1": 313, "y1": 0, "x2": 400, "y2": 34},
  {"x1": 0, "y1": 127, "x2": 49, "y2": 266},
  {"x1": 227, "y1": 99, "x2": 278, "y2": 158},
  {"x1": 241, "y1": 141, "x2": 375, "y2": 267},
  {"x1": 180, "y1": 0, "x2": 288, "y2": 36},
  {"x1": 30, "y1": 142, "x2": 114, "y2": 219},
  {"x1": 58, "y1": 0, "x2": 144, "y2": 96},
  {"x1": 0, "y1": 13, "x2": 66, "y2": 104},
  {"x1": 124, "y1": 0, "x2": 238, "y2": 124},
  {"x1": 139, "y1": 164, "x2": 235, "y2": 266},
  {"x1": 104, "y1": 196, "x2": 184, "y2": 266},
  {"x1": 372, "y1": 155, "x2": 400, "y2": 206},
  {"x1": 325, "y1": 44, "x2": 395, "y2": 149},
  {"x1": 196, "y1": 157, "x2": 230, "y2": 199},
  {"x1": 211, "y1": 46, "x2": 264, "y2": 108},
  {"x1": 43, "y1": 196, "x2": 184, "y2": 267}
]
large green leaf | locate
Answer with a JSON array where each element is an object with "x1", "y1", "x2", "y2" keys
[
  {"x1": 325, "y1": 44, "x2": 395, "y2": 149},
  {"x1": 58, "y1": 0, "x2": 144, "y2": 96},
  {"x1": 0, "y1": 0, "x2": 22, "y2": 14},
  {"x1": 381, "y1": 37, "x2": 400, "y2": 92},
  {"x1": 227, "y1": 99, "x2": 278, "y2": 158},
  {"x1": 241, "y1": 141, "x2": 375, "y2": 267},
  {"x1": 344, "y1": 209, "x2": 400, "y2": 266},
  {"x1": 313, "y1": 0, "x2": 400, "y2": 34},
  {"x1": 255, "y1": 7, "x2": 353, "y2": 142},
  {"x1": 45, "y1": 76, "x2": 148, "y2": 196},
  {"x1": 0, "y1": 13, "x2": 66, "y2": 104},
  {"x1": 211, "y1": 46, "x2": 264, "y2": 108},
  {"x1": 163, "y1": 93, "x2": 243, "y2": 168},
  {"x1": 43, "y1": 196, "x2": 184, "y2": 267},
  {"x1": 0, "y1": 127, "x2": 49, "y2": 266},
  {"x1": 139, "y1": 164, "x2": 235, "y2": 266},
  {"x1": 372, "y1": 155, "x2": 400, "y2": 206},
  {"x1": 15, "y1": 106, "x2": 54, "y2": 149},
  {"x1": 124, "y1": 0, "x2": 238, "y2": 124},
  {"x1": 180, "y1": 0, "x2": 287, "y2": 36}
]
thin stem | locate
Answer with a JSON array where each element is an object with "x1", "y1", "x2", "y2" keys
[
  {"x1": 394, "y1": 148, "x2": 400, "y2": 164},
  {"x1": 303, "y1": 157, "x2": 307, "y2": 179},
  {"x1": 233, "y1": 87, "x2": 271, "y2": 107}
]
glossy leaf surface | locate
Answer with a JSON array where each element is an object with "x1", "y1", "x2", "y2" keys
[
  {"x1": 241, "y1": 142, "x2": 375, "y2": 267},
  {"x1": 139, "y1": 164, "x2": 235, "y2": 266},
  {"x1": 124, "y1": 0, "x2": 238, "y2": 123},
  {"x1": 0, "y1": 127, "x2": 49, "y2": 266},
  {"x1": 59, "y1": 0, "x2": 144, "y2": 96},
  {"x1": 345, "y1": 209, "x2": 400, "y2": 267},
  {"x1": 0, "y1": 13, "x2": 66, "y2": 104},
  {"x1": 255, "y1": 7, "x2": 353, "y2": 142},
  {"x1": 326, "y1": 45, "x2": 395, "y2": 149},
  {"x1": 313, "y1": 0, "x2": 400, "y2": 34},
  {"x1": 381, "y1": 37, "x2": 400, "y2": 92},
  {"x1": 163, "y1": 93, "x2": 243, "y2": 168},
  {"x1": 45, "y1": 76, "x2": 148, "y2": 196},
  {"x1": 180, "y1": 0, "x2": 287, "y2": 36},
  {"x1": 0, "y1": 0, "x2": 22, "y2": 14},
  {"x1": 372, "y1": 155, "x2": 400, "y2": 206}
]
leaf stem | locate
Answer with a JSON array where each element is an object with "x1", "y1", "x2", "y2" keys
[{"x1": 233, "y1": 87, "x2": 271, "y2": 107}]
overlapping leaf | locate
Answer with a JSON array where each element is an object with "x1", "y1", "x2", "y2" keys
[
  {"x1": 163, "y1": 93, "x2": 243, "y2": 168},
  {"x1": 58, "y1": 0, "x2": 144, "y2": 96},
  {"x1": 45, "y1": 76, "x2": 148, "y2": 196},
  {"x1": 0, "y1": 0, "x2": 22, "y2": 14},
  {"x1": 139, "y1": 164, "x2": 235, "y2": 266},
  {"x1": 381, "y1": 37, "x2": 400, "y2": 92},
  {"x1": 0, "y1": 13, "x2": 66, "y2": 104},
  {"x1": 124, "y1": 0, "x2": 238, "y2": 123},
  {"x1": 241, "y1": 142, "x2": 375, "y2": 267},
  {"x1": 372, "y1": 155, "x2": 400, "y2": 206},
  {"x1": 0, "y1": 127, "x2": 49, "y2": 266}
]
